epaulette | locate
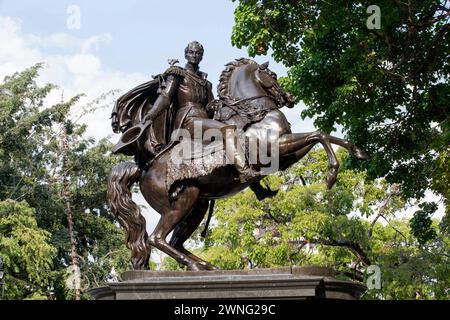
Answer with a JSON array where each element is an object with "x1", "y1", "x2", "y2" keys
[{"x1": 162, "y1": 66, "x2": 186, "y2": 78}]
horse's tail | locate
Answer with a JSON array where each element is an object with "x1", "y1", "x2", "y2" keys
[{"x1": 107, "y1": 161, "x2": 150, "y2": 270}]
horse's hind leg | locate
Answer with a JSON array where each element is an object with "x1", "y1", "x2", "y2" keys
[
  {"x1": 169, "y1": 199, "x2": 218, "y2": 270},
  {"x1": 148, "y1": 184, "x2": 205, "y2": 270}
]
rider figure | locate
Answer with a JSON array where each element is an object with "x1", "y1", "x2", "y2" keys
[{"x1": 142, "y1": 41, "x2": 255, "y2": 182}]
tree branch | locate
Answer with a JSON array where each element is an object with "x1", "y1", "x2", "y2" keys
[
  {"x1": 381, "y1": 214, "x2": 408, "y2": 241},
  {"x1": 368, "y1": 184, "x2": 400, "y2": 237},
  {"x1": 290, "y1": 238, "x2": 371, "y2": 265}
]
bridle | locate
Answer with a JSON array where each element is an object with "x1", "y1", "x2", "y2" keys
[
  {"x1": 217, "y1": 62, "x2": 291, "y2": 113},
  {"x1": 229, "y1": 94, "x2": 278, "y2": 106}
]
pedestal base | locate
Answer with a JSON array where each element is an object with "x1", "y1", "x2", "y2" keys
[{"x1": 88, "y1": 266, "x2": 366, "y2": 300}]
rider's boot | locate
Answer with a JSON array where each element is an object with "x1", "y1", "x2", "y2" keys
[
  {"x1": 221, "y1": 125, "x2": 257, "y2": 183},
  {"x1": 250, "y1": 182, "x2": 279, "y2": 201}
]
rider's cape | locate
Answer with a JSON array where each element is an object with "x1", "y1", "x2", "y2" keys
[{"x1": 110, "y1": 70, "x2": 177, "y2": 155}]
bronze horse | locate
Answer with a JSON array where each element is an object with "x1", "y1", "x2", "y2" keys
[{"x1": 107, "y1": 58, "x2": 368, "y2": 270}]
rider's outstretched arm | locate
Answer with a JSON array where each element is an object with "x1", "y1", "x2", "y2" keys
[{"x1": 144, "y1": 75, "x2": 179, "y2": 122}]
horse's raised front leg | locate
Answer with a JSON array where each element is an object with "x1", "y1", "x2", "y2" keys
[
  {"x1": 325, "y1": 135, "x2": 369, "y2": 160},
  {"x1": 148, "y1": 184, "x2": 206, "y2": 270},
  {"x1": 278, "y1": 132, "x2": 339, "y2": 189},
  {"x1": 279, "y1": 144, "x2": 316, "y2": 171},
  {"x1": 278, "y1": 134, "x2": 369, "y2": 172}
]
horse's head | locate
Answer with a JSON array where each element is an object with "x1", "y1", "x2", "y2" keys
[
  {"x1": 254, "y1": 61, "x2": 295, "y2": 108},
  {"x1": 218, "y1": 58, "x2": 295, "y2": 109}
]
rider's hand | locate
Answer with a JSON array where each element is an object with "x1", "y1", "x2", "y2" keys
[
  {"x1": 143, "y1": 114, "x2": 153, "y2": 123},
  {"x1": 206, "y1": 100, "x2": 219, "y2": 118}
]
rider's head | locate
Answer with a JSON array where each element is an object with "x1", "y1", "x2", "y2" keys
[{"x1": 185, "y1": 41, "x2": 204, "y2": 65}]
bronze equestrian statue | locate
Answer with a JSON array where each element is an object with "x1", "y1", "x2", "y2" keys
[{"x1": 107, "y1": 41, "x2": 369, "y2": 270}]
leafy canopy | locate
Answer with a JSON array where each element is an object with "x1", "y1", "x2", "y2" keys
[
  {"x1": 163, "y1": 148, "x2": 449, "y2": 300},
  {"x1": 0, "y1": 65, "x2": 131, "y2": 299},
  {"x1": 231, "y1": 0, "x2": 450, "y2": 217},
  {"x1": 0, "y1": 200, "x2": 56, "y2": 300}
]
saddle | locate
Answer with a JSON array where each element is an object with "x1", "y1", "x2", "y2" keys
[{"x1": 152, "y1": 136, "x2": 225, "y2": 161}]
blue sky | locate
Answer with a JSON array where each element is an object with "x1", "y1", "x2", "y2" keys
[
  {"x1": 0, "y1": 0, "x2": 287, "y2": 87},
  {"x1": 0, "y1": 0, "x2": 313, "y2": 140}
]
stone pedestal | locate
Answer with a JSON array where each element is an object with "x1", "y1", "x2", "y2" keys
[{"x1": 88, "y1": 266, "x2": 366, "y2": 300}]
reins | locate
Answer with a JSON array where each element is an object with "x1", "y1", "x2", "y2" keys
[{"x1": 229, "y1": 94, "x2": 277, "y2": 106}]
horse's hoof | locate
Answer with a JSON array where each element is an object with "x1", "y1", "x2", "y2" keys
[
  {"x1": 356, "y1": 150, "x2": 369, "y2": 160},
  {"x1": 187, "y1": 265, "x2": 202, "y2": 271},
  {"x1": 205, "y1": 264, "x2": 219, "y2": 270},
  {"x1": 198, "y1": 261, "x2": 219, "y2": 270},
  {"x1": 187, "y1": 262, "x2": 208, "y2": 271},
  {"x1": 353, "y1": 146, "x2": 370, "y2": 160}
]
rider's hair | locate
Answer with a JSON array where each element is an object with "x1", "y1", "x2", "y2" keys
[{"x1": 185, "y1": 41, "x2": 204, "y2": 56}]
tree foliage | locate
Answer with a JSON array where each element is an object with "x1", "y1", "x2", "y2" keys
[
  {"x1": 0, "y1": 200, "x2": 56, "y2": 299},
  {"x1": 162, "y1": 148, "x2": 449, "y2": 299},
  {"x1": 0, "y1": 65, "x2": 130, "y2": 299},
  {"x1": 231, "y1": 0, "x2": 449, "y2": 221}
]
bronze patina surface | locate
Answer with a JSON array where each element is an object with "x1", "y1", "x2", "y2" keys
[{"x1": 107, "y1": 42, "x2": 369, "y2": 270}]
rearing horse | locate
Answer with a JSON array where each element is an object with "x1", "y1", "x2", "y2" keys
[{"x1": 107, "y1": 58, "x2": 368, "y2": 270}]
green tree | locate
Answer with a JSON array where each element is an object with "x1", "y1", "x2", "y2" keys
[
  {"x1": 161, "y1": 148, "x2": 449, "y2": 299},
  {"x1": 0, "y1": 200, "x2": 56, "y2": 299},
  {"x1": 194, "y1": 149, "x2": 400, "y2": 271},
  {"x1": 231, "y1": 0, "x2": 449, "y2": 226},
  {"x1": 0, "y1": 65, "x2": 131, "y2": 299},
  {"x1": 367, "y1": 218, "x2": 449, "y2": 299}
]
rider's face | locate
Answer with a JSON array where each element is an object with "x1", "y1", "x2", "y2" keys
[{"x1": 185, "y1": 46, "x2": 203, "y2": 65}]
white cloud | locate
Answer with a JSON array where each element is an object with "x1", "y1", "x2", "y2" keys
[
  {"x1": 81, "y1": 34, "x2": 113, "y2": 53},
  {"x1": 66, "y1": 53, "x2": 101, "y2": 75},
  {"x1": 0, "y1": 16, "x2": 43, "y2": 76},
  {"x1": 0, "y1": 15, "x2": 159, "y2": 231},
  {"x1": 26, "y1": 33, "x2": 82, "y2": 51},
  {"x1": 25, "y1": 32, "x2": 112, "y2": 54},
  {"x1": 0, "y1": 15, "x2": 147, "y2": 141}
]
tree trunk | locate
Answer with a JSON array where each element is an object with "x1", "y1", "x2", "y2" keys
[{"x1": 61, "y1": 126, "x2": 81, "y2": 300}]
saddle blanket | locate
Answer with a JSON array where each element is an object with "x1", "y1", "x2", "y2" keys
[{"x1": 165, "y1": 139, "x2": 229, "y2": 190}]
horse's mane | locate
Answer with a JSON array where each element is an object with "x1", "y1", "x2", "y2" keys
[{"x1": 217, "y1": 58, "x2": 257, "y2": 100}]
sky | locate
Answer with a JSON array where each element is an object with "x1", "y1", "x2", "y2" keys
[
  {"x1": 0, "y1": 1, "x2": 443, "y2": 256},
  {"x1": 0, "y1": 0, "x2": 315, "y2": 138}
]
